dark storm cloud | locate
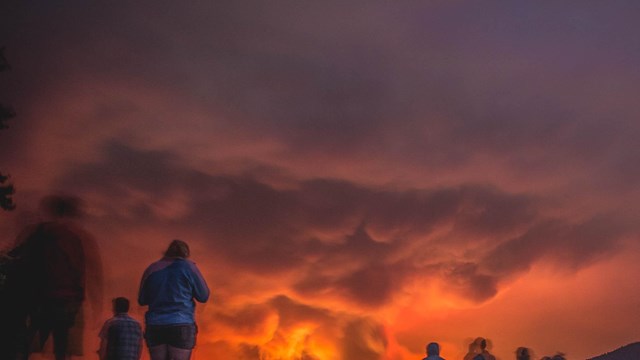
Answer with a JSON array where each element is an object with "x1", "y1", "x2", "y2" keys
[
  {"x1": 4, "y1": 0, "x2": 640, "y2": 189},
  {"x1": 294, "y1": 225, "x2": 412, "y2": 307},
  {"x1": 439, "y1": 214, "x2": 637, "y2": 302},
  {"x1": 442, "y1": 261, "x2": 500, "y2": 303},
  {"x1": 485, "y1": 214, "x2": 633, "y2": 276},
  {"x1": 54, "y1": 142, "x2": 636, "y2": 305}
]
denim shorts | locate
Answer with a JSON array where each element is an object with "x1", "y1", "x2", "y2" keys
[{"x1": 144, "y1": 323, "x2": 197, "y2": 349}]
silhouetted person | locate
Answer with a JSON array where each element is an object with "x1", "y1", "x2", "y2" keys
[
  {"x1": 1, "y1": 209, "x2": 52, "y2": 358},
  {"x1": 422, "y1": 342, "x2": 445, "y2": 360},
  {"x1": 98, "y1": 297, "x2": 142, "y2": 360},
  {"x1": 0, "y1": 234, "x2": 35, "y2": 359},
  {"x1": 138, "y1": 239, "x2": 210, "y2": 360},
  {"x1": 516, "y1": 347, "x2": 531, "y2": 360},
  {"x1": 7, "y1": 195, "x2": 103, "y2": 360},
  {"x1": 464, "y1": 337, "x2": 496, "y2": 360}
]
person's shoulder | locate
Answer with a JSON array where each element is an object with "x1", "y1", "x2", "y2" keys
[
  {"x1": 184, "y1": 259, "x2": 206, "y2": 276},
  {"x1": 174, "y1": 258, "x2": 199, "y2": 269},
  {"x1": 124, "y1": 313, "x2": 140, "y2": 319},
  {"x1": 144, "y1": 257, "x2": 174, "y2": 274},
  {"x1": 99, "y1": 316, "x2": 117, "y2": 335},
  {"x1": 149, "y1": 258, "x2": 171, "y2": 267},
  {"x1": 483, "y1": 353, "x2": 496, "y2": 360},
  {"x1": 101, "y1": 316, "x2": 114, "y2": 326},
  {"x1": 112, "y1": 314, "x2": 143, "y2": 329},
  {"x1": 120, "y1": 314, "x2": 142, "y2": 325}
]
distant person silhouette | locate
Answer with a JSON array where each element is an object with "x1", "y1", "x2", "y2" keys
[
  {"x1": 5, "y1": 195, "x2": 103, "y2": 360},
  {"x1": 422, "y1": 342, "x2": 445, "y2": 360},
  {"x1": 463, "y1": 339, "x2": 479, "y2": 360},
  {"x1": 138, "y1": 239, "x2": 210, "y2": 360},
  {"x1": 98, "y1": 297, "x2": 142, "y2": 360},
  {"x1": 464, "y1": 337, "x2": 496, "y2": 360},
  {"x1": 516, "y1": 347, "x2": 531, "y2": 360}
]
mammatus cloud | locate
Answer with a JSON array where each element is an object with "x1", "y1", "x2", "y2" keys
[
  {"x1": 58, "y1": 142, "x2": 635, "y2": 308},
  {"x1": 30, "y1": 140, "x2": 634, "y2": 359}
]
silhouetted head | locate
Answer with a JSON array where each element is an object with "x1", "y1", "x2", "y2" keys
[
  {"x1": 41, "y1": 195, "x2": 83, "y2": 219},
  {"x1": 551, "y1": 354, "x2": 566, "y2": 360},
  {"x1": 426, "y1": 342, "x2": 440, "y2": 356},
  {"x1": 473, "y1": 337, "x2": 487, "y2": 350},
  {"x1": 516, "y1": 347, "x2": 530, "y2": 360},
  {"x1": 113, "y1": 297, "x2": 130, "y2": 314},
  {"x1": 165, "y1": 239, "x2": 190, "y2": 258}
]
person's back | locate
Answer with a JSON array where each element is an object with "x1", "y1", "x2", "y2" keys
[
  {"x1": 35, "y1": 222, "x2": 86, "y2": 301},
  {"x1": 99, "y1": 297, "x2": 142, "y2": 360},
  {"x1": 138, "y1": 257, "x2": 209, "y2": 325},
  {"x1": 516, "y1": 347, "x2": 531, "y2": 360},
  {"x1": 422, "y1": 342, "x2": 445, "y2": 360},
  {"x1": 484, "y1": 352, "x2": 496, "y2": 360},
  {"x1": 480, "y1": 350, "x2": 496, "y2": 360},
  {"x1": 464, "y1": 337, "x2": 495, "y2": 360}
]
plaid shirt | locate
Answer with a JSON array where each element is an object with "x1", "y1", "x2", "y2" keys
[{"x1": 99, "y1": 313, "x2": 142, "y2": 360}]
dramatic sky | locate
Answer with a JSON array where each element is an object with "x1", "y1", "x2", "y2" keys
[{"x1": 2, "y1": 1, "x2": 640, "y2": 359}]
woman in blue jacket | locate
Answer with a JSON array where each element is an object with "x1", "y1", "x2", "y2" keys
[{"x1": 138, "y1": 239, "x2": 210, "y2": 360}]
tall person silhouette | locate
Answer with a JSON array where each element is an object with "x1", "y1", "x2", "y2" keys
[{"x1": 4, "y1": 195, "x2": 103, "y2": 360}]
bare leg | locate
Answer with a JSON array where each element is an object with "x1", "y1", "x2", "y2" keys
[
  {"x1": 149, "y1": 344, "x2": 169, "y2": 360},
  {"x1": 168, "y1": 346, "x2": 192, "y2": 360}
]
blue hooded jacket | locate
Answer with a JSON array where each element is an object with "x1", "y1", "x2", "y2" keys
[{"x1": 138, "y1": 257, "x2": 209, "y2": 325}]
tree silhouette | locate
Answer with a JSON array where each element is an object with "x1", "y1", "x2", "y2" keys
[{"x1": 0, "y1": 47, "x2": 15, "y2": 211}]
